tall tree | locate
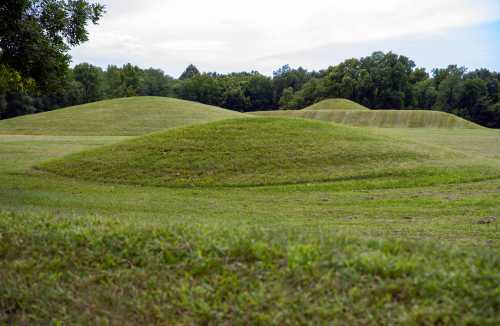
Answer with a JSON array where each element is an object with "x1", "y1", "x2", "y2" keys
[
  {"x1": 435, "y1": 73, "x2": 465, "y2": 112},
  {"x1": 179, "y1": 64, "x2": 200, "y2": 80},
  {"x1": 139, "y1": 68, "x2": 173, "y2": 96},
  {"x1": 243, "y1": 73, "x2": 274, "y2": 110},
  {"x1": 273, "y1": 65, "x2": 311, "y2": 105},
  {"x1": 73, "y1": 63, "x2": 104, "y2": 102}
]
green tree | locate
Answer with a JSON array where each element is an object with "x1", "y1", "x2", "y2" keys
[
  {"x1": 179, "y1": 64, "x2": 200, "y2": 80},
  {"x1": 221, "y1": 86, "x2": 249, "y2": 112},
  {"x1": 360, "y1": 52, "x2": 415, "y2": 108},
  {"x1": 0, "y1": 0, "x2": 104, "y2": 92},
  {"x1": 432, "y1": 65, "x2": 467, "y2": 87},
  {"x1": 243, "y1": 73, "x2": 274, "y2": 110},
  {"x1": 73, "y1": 63, "x2": 104, "y2": 102},
  {"x1": 273, "y1": 65, "x2": 311, "y2": 105},
  {"x1": 323, "y1": 58, "x2": 361, "y2": 102},
  {"x1": 412, "y1": 79, "x2": 437, "y2": 108},
  {"x1": 104, "y1": 65, "x2": 125, "y2": 98},
  {"x1": 177, "y1": 74, "x2": 223, "y2": 106},
  {"x1": 121, "y1": 63, "x2": 143, "y2": 97},
  {"x1": 279, "y1": 87, "x2": 295, "y2": 109},
  {"x1": 435, "y1": 74, "x2": 464, "y2": 112},
  {"x1": 291, "y1": 78, "x2": 326, "y2": 108},
  {"x1": 139, "y1": 68, "x2": 173, "y2": 96}
]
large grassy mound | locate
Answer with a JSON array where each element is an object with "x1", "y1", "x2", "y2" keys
[
  {"x1": 38, "y1": 117, "x2": 493, "y2": 187},
  {"x1": 304, "y1": 99, "x2": 370, "y2": 111},
  {"x1": 0, "y1": 96, "x2": 243, "y2": 136},
  {"x1": 252, "y1": 109, "x2": 480, "y2": 129}
]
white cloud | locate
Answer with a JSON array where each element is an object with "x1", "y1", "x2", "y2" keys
[{"x1": 71, "y1": 0, "x2": 500, "y2": 76}]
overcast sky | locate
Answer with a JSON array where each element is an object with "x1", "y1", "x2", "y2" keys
[{"x1": 71, "y1": 0, "x2": 500, "y2": 77}]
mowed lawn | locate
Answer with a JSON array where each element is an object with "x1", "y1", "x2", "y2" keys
[{"x1": 1, "y1": 108, "x2": 500, "y2": 323}]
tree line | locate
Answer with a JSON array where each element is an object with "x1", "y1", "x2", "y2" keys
[
  {"x1": 2, "y1": 53, "x2": 500, "y2": 128},
  {"x1": 1, "y1": 2, "x2": 499, "y2": 127}
]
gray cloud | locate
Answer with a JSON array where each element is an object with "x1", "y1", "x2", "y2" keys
[{"x1": 71, "y1": 0, "x2": 500, "y2": 76}]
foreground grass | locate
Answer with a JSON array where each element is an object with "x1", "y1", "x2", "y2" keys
[
  {"x1": 0, "y1": 97, "x2": 244, "y2": 136},
  {"x1": 252, "y1": 110, "x2": 480, "y2": 129},
  {"x1": 1, "y1": 211, "x2": 499, "y2": 325}
]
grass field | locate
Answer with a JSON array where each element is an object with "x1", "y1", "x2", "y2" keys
[
  {"x1": 252, "y1": 109, "x2": 480, "y2": 129},
  {"x1": 0, "y1": 96, "x2": 244, "y2": 136},
  {"x1": 1, "y1": 97, "x2": 499, "y2": 324}
]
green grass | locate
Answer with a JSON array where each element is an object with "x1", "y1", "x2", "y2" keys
[
  {"x1": 37, "y1": 117, "x2": 497, "y2": 187},
  {"x1": 304, "y1": 98, "x2": 370, "y2": 111},
  {"x1": 1, "y1": 98, "x2": 500, "y2": 324},
  {"x1": 2, "y1": 211, "x2": 499, "y2": 324},
  {"x1": 0, "y1": 96, "x2": 244, "y2": 136},
  {"x1": 373, "y1": 128, "x2": 500, "y2": 158},
  {"x1": 252, "y1": 109, "x2": 480, "y2": 128}
]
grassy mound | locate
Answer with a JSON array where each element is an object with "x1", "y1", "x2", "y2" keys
[
  {"x1": 0, "y1": 96, "x2": 243, "y2": 136},
  {"x1": 38, "y1": 117, "x2": 491, "y2": 188},
  {"x1": 252, "y1": 110, "x2": 480, "y2": 129},
  {"x1": 304, "y1": 99, "x2": 370, "y2": 111}
]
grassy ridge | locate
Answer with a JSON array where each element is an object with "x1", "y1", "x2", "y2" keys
[
  {"x1": 0, "y1": 97, "x2": 244, "y2": 136},
  {"x1": 304, "y1": 98, "x2": 370, "y2": 111},
  {"x1": 252, "y1": 109, "x2": 480, "y2": 129},
  {"x1": 38, "y1": 117, "x2": 496, "y2": 188}
]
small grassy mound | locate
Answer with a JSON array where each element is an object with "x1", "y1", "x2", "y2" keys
[
  {"x1": 0, "y1": 97, "x2": 244, "y2": 136},
  {"x1": 304, "y1": 99, "x2": 370, "y2": 111},
  {"x1": 38, "y1": 117, "x2": 492, "y2": 188},
  {"x1": 252, "y1": 110, "x2": 480, "y2": 129}
]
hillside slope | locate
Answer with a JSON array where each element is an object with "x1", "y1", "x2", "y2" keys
[
  {"x1": 252, "y1": 109, "x2": 480, "y2": 129},
  {"x1": 38, "y1": 117, "x2": 494, "y2": 188},
  {"x1": 0, "y1": 97, "x2": 244, "y2": 136},
  {"x1": 304, "y1": 99, "x2": 370, "y2": 111}
]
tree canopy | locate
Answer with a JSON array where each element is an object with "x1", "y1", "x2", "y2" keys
[{"x1": 0, "y1": 0, "x2": 104, "y2": 92}]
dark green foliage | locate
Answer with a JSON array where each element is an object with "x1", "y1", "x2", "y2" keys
[
  {"x1": 273, "y1": 65, "x2": 314, "y2": 104},
  {"x1": 0, "y1": 91, "x2": 36, "y2": 119},
  {"x1": 412, "y1": 79, "x2": 437, "y2": 109},
  {"x1": 139, "y1": 68, "x2": 173, "y2": 96},
  {"x1": 321, "y1": 52, "x2": 416, "y2": 109},
  {"x1": 179, "y1": 64, "x2": 200, "y2": 80},
  {"x1": 176, "y1": 73, "x2": 223, "y2": 106},
  {"x1": 73, "y1": 63, "x2": 104, "y2": 102},
  {"x1": 243, "y1": 73, "x2": 274, "y2": 110},
  {"x1": 279, "y1": 87, "x2": 295, "y2": 109},
  {"x1": 174, "y1": 71, "x2": 274, "y2": 112},
  {"x1": 0, "y1": 0, "x2": 103, "y2": 118},
  {"x1": 221, "y1": 85, "x2": 249, "y2": 112},
  {"x1": 0, "y1": 0, "x2": 104, "y2": 91},
  {"x1": 435, "y1": 68, "x2": 465, "y2": 112}
]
